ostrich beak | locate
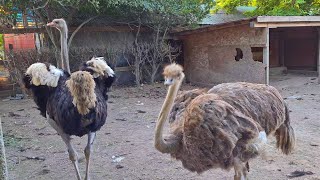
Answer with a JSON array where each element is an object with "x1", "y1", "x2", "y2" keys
[
  {"x1": 164, "y1": 78, "x2": 174, "y2": 86},
  {"x1": 46, "y1": 22, "x2": 55, "y2": 27}
]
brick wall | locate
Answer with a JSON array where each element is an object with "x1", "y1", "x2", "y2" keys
[{"x1": 4, "y1": 33, "x2": 35, "y2": 50}]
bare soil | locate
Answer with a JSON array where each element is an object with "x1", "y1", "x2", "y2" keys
[{"x1": 0, "y1": 73, "x2": 320, "y2": 180}]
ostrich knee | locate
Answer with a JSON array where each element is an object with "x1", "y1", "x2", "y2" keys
[
  {"x1": 68, "y1": 149, "x2": 79, "y2": 162},
  {"x1": 84, "y1": 146, "x2": 91, "y2": 160},
  {"x1": 234, "y1": 158, "x2": 248, "y2": 180},
  {"x1": 84, "y1": 132, "x2": 96, "y2": 180}
]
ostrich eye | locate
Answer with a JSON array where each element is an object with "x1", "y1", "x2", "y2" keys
[{"x1": 55, "y1": 21, "x2": 59, "y2": 24}]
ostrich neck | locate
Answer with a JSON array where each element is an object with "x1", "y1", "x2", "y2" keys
[
  {"x1": 154, "y1": 73, "x2": 184, "y2": 153},
  {"x1": 60, "y1": 27, "x2": 70, "y2": 74}
]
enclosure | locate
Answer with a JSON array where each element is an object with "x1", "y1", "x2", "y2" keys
[{"x1": 0, "y1": 72, "x2": 319, "y2": 179}]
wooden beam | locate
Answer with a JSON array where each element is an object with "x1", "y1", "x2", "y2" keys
[
  {"x1": 257, "y1": 16, "x2": 320, "y2": 23},
  {"x1": 68, "y1": 26, "x2": 149, "y2": 33},
  {"x1": 253, "y1": 22, "x2": 320, "y2": 28},
  {"x1": 0, "y1": 25, "x2": 150, "y2": 34},
  {"x1": 0, "y1": 118, "x2": 8, "y2": 180},
  {"x1": 115, "y1": 66, "x2": 135, "y2": 72},
  {"x1": 263, "y1": 28, "x2": 270, "y2": 85},
  {"x1": 0, "y1": 27, "x2": 46, "y2": 34}
]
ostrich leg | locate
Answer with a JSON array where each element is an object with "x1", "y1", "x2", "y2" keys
[
  {"x1": 61, "y1": 133, "x2": 82, "y2": 180},
  {"x1": 47, "y1": 118, "x2": 82, "y2": 180},
  {"x1": 234, "y1": 158, "x2": 248, "y2": 180},
  {"x1": 84, "y1": 132, "x2": 96, "y2": 180}
]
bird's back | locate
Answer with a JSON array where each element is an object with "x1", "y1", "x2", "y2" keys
[
  {"x1": 46, "y1": 76, "x2": 107, "y2": 137},
  {"x1": 208, "y1": 82, "x2": 286, "y2": 134},
  {"x1": 170, "y1": 93, "x2": 260, "y2": 173}
]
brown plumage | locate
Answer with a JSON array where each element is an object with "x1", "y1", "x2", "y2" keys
[
  {"x1": 66, "y1": 71, "x2": 97, "y2": 115},
  {"x1": 208, "y1": 82, "x2": 295, "y2": 155},
  {"x1": 154, "y1": 63, "x2": 295, "y2": 180}
]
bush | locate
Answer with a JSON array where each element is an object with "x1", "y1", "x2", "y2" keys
[{"x1": 3, "y1": 42, "x2": 180, "y2": 89}]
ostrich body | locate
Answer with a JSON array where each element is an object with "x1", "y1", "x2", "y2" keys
[
  {"x1": 23, "y1": 57, "x2": 115, "y2": 180},
  {"x1": 154, "y1": 63, "x2": 295, "y2": 180}
]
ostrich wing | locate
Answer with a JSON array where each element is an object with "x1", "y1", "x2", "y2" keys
[
  {"x1": 171, "y1": 93, "x2": 261, "y2": 173},
  {"x1": 23, "y1": 74, "x2": 51, "y2": 118},
  {"x1": 46, "y1": 78, "x2": 108, "y2": 137},
  {"x1": 208, "y1": 82, "x2": 285, "y2": 134},
  {"x1": 168, "y1": 88, "x2": 207, "y2": 134}
]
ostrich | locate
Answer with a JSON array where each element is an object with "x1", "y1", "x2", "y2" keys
[
  {"x1": 24, "y1": 18, "x2": 70, "y2": 117},
  {"x1": 23, "y1": 57, "x2": 115, "y2": 180},
  {"x1": 46, "y1": 18, "x2": 70, "y2": 74},
  {"x1": 154, "y1": 63, "x2": 295, "y2": 180}
]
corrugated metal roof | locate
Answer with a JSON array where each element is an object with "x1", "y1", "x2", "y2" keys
[
  {"x1": 200, "y1": 6, "x2": 256, "y2": 25},
  {"x1": 200, "y1": 13, "x2": 246, "y2": 25}
]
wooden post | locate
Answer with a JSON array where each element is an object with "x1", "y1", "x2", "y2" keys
[
  {"x1": 263, "y1": 27, "x2": 270, "y2": 85},
  {"x1": 317, "y1": 28, "x2": 320, "y2": 84},
  {"x1": 0, "y1": 118, "x2": 8, "y2": 180},
  {"x1": 279, "y1": 32, "x2": 285, "y2": 67}
]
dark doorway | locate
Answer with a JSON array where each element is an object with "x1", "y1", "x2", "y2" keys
[{"x1": 270, "y1": 27, "x2": 318, "y2": 71}]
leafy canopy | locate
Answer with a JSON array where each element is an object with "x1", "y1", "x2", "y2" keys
[
  {"x1": 0, "y1": 34, "x2": 3, "y2": 47},
  {"x1": 0, "y1": 0, "x2": 214, "y2": 27},
  {"x1": 213, "y1": 0, "x2": 320, "y2": 16}
]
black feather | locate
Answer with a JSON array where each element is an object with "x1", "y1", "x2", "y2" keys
[
  {"x1": 46, "y1": 74, "x2": 109, "y2": 137},
  {"x1": 23, "y1": 74, "x2": 49, "y2": 118},
  {"x1": 25, "y1": 62, "x2": 113, "y2": 137}
]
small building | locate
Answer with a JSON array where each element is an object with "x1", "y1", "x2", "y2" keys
[
  {"x1": 3, "y1": 33, "x2": 36, "y2": 50},
  {"x1": 173, "y1": 15, "x2": 320, "y2": 86}
]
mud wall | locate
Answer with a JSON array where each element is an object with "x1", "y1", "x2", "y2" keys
[{"x1": 181, "y1": 24, "x2": 267, "y2": 86}]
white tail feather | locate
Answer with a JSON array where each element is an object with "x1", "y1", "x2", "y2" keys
[
  {"x1": 26, "y1": 63, "x2": 63, "y2": 87},
  {"x1": 252, "y1": 131, "x2": 268, "y2": 152},
  {"x1": 86, "y1": 57, "x2": 114, "y2": 78}
]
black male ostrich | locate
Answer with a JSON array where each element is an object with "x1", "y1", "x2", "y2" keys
[{"x1": 23, "y1": 57, "x2": 115, "y2": 180}]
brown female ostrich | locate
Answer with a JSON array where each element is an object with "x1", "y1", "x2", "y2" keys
[
  {"x1": 154, "y1": 63, "x2": 295, "y2": 180},
  {"x1": 23, "y1": 57, "x2": 115, "y2": 180}
]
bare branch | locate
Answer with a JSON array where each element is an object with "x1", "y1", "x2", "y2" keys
[
  {"x1": 31, "y1": 0, "x2": 50, "y2": 10},
  {"x1": 67, "y1": 0, "x2": 86, "y2": 23},
  {"x1": 68, "y1": 16, "x2": 98, "y2": 49},
  {"x1": 34, "y1": 9, "x2": 58, "y2": 49}
]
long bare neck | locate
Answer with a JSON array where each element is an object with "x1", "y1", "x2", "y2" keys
[
  {"x1": 154, "y1": 73, "x2": 184, "y2": 153},
  {"x1": 60, "y1": 26, "x2": 70, "y2": 74}
]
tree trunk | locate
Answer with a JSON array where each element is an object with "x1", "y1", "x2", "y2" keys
[
  {"x1": 0, "y1": 118, "x2": 8, "y2": 180},
  {"x1": 135, "y1": 64, "x2": 141, "y2": 86}
]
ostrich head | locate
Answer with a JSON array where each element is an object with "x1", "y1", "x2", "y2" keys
[
  {"x1": 46, "y1": 19, "x2": 67, "y2": 32},
  {"x1": 163, "y1": 63, "x2": 184, "y2": 86}
]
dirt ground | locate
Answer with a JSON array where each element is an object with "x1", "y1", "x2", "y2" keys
[{"x1": 1, "y1": 72, "x2": 320, "y2": 180}]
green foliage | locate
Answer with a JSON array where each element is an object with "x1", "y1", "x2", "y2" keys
[
  {"x1": 0, "y1": 34, "x2": 3, "y2": 48},
  {"x1": 1, "y1": 0, "x2": 213, "y2": 26},
  {"x1": 213, "y1": 0, "x2": 320, "y2": 16},
  {"x1": 3, "y1": 134, "x2": 22, "y2": 148}
]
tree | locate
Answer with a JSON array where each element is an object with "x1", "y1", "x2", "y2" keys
[
  {"x1": 213, "y1": 0, "x2": 320, "y2": 16},
  {"x1": 0, "y1": 0, "x2": 213, "y2": 67},
  {"x1": 0, "y1": 34, "x2": 3, "y2": 48}
]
